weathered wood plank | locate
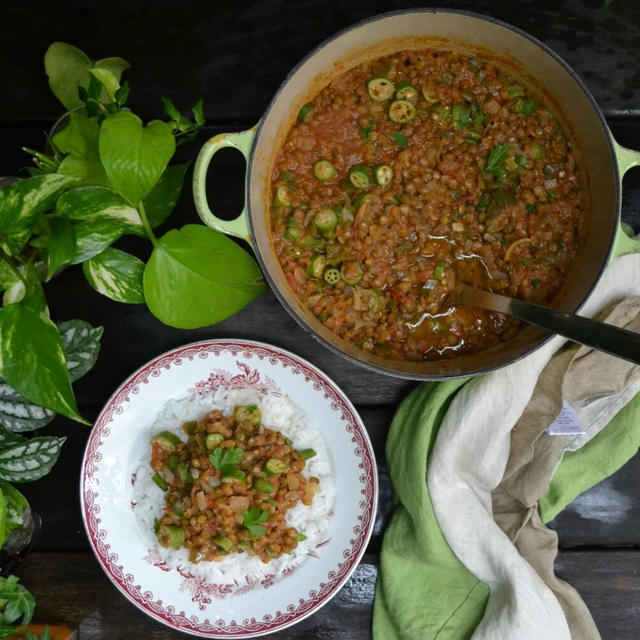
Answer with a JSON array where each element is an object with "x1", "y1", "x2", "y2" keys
[
  {"x1": 13, "y1": 550, "x2": 640, "y2": 639},
  {"x1": 0, "y1": 0, "x2": 638, "y2": 127}
]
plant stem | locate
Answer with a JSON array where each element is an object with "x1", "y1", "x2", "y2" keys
[
  {"x1": 0, "y1": 250, "x2": 27, "y2": 287},
  {"x1": 137, "y1": 201, "x2": 158, "y2": 247}
]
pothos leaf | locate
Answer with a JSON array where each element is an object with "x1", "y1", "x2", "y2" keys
[
  {"x1": 45, "y1": 217, "x2": 76, "y2": 280},
  {"x1": 44, "y1": 42, "x2": 92, "y2": 111},
  {"x1": 58, "y1": 319, "x2": 103, "y2": 383},
  {"x1": 82, "y1": 248, "x2": 145, "y2": 304},
  {"x1": 55, "y1": 186, "x2": 144, "y2": 263},
  {"x1": 0, "y1": 300, "x2": 85, "y2": 423},
  {"x1": 144, "y1": 163, "x2": 189, "y2": 228},
  {"x1": 52, "y1": 112, "x2": 109, "y2": 186},
  {"x1": 0, "y1": 319, "x2": 100, "y2": 433},
  {"x1": 143, "y1": 225, "x2": 266, "y2": 329},
  {"x1": 0, "y1": 175, "x2": 79, "y2": 255},
  {"x1": 0, "y1": 480, "x2": 28, "y2": 547},
  {"x1": 99, "y1": 110, "x2": 175, "y2": 205},
  {"x1": 0, "y1": 436, "x2": 66, "y2": 483}
]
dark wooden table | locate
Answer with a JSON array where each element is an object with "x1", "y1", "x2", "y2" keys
[{"x1": 1, "y1": 1, "x2": 639, "y2": 637}]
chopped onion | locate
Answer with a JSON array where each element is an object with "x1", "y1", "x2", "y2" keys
[{"x1": 196, "y1": 490, "x2": 207, "y2": 511}]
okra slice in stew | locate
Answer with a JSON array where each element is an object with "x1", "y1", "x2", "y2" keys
[
  {"x1": 323, "y1": 267, "x2": 341, "y2": 285},
  {"x1": 213, "y1": 534, "x2": 233, "y2": 552},
  {"x1": 348, "y1": 165, "x2": 372, "y2": 189},
  {"x1": 395, "y1": 80, "x2": 419, "y2": 102},
  {"x1": 312, "y1": 159, "x2": 336, "y2": 181},
  {"x1": 367, "y1": 77, "x2": 395, "y2": 102},
  {"x1": 254, "y1": 477, "x2": 275, "y2": 493},
  {"x1": 373, "y1": 164, "x2": 394, "y2": 187},
  {"x1": 264, "y1": 457, "x2": 288, "y2": 476},
  {"x1": 284, "y1": 217, "x2": 302, "y2": 241},
  {"x1": 158, "y1": 524, "x2": 185, "y2": 549},
  {"x1": 308, "y1": 254, "x2": 326, "y2": 279},
  {"x1": 341, "y1": 261, "x2": 363, "y2": 285},
  {"x1": 151, "y1": 431, "x2": 181, "y2": 451},
  {"x1": 234, "y1": 404, "x2": 262, "y2": 425},
  {"x1": 272, "y1": 184, "x2": 291, "y2": 207},
  {"x1": 206, "y1": 433, "x2": 224, "y2": 449},
  {"x1": 296, "y1": 448, "x2": 317, "y2": 460},
  {"x1": 297, "y1": 102, "x2": 315, "y2": 122},
  {"x1": 337, "y1": 203, "x2": 355, "y2": 227},
  {"x1": 389, "y1": 100, "x2": 416, "y2": 123},
  {"x1": 314, "y1": 208, "x2": 338, "y2": 238}
]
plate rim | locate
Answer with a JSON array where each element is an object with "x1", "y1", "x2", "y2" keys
[{"x1": 79, "y1": 338, "x2": 378, "y2": 638}]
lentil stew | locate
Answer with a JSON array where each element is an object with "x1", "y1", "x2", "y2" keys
[
  {"x1": 270, "y1": 49, "x2": 584, "y2": 361},
  {"x1": 151, "y1": 405, "x2": 319, "y2": 563}
]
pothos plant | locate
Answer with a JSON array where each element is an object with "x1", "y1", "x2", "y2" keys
[{"x1": 0, "y1": 42, "x2": 264, "y2": 633}]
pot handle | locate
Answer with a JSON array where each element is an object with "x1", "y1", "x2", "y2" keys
[
  {"x1": 611, "y1": 139, "x2": 640, "y2": 259},
  {"x1": 192, "y1": 127, "x2": 256, "y2": 245}
]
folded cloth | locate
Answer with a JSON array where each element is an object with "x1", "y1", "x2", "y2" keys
[
  {"x1": 427, "y1": 253, "x2": 640, "y2": 640},
  {"x1": 492, "y1": 298, "x2": 640, "y2": 640},
  {"x1": 372, "y1": 380, "x2": 490, "y2": 640}
]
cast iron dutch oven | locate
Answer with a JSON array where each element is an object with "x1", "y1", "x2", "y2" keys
[{"x1": 193, "y1": 9, "x2": 640, "y2": 380}]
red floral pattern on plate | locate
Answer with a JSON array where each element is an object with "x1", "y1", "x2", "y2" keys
[{"x1": 80, "y1": 340, "x2": 377, "y2": 638}]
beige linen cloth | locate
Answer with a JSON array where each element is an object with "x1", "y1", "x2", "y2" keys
[{"x1": 492, "y1": 298, "x2": 640, "y2": 640}]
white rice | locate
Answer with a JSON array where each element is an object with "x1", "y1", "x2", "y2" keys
[{"x1": 131, "y1": 387, "x2": 335, "y2": 595}]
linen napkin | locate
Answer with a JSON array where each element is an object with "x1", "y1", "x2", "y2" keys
[
  {"x1": 374, "y1": 252, "x2": 640, "y2": 639},
  {"x1": 492, "y1": 298, "x2": 640, "y2": 640},
  {"x1": 427, "y1": 252, "x2": 640, "y2": 639}
]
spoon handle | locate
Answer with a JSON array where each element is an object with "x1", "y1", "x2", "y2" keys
[{"x1": 459, "y1": 286, "x2": 640, "y2": 365}]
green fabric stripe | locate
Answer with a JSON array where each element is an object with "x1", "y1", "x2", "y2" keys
[
  {"x1": 373, "y1": 381, "x2": 489, "y2": 640},
  {"x1": 539, "y1": 389, "x2": 640, "y2": 523}
]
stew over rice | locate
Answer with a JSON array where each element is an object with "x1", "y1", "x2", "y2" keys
[{"x1": 270, "y1": 49, "x2": 583, "y2": 361}]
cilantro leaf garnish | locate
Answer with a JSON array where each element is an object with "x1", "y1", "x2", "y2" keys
[
  {"x1": 485, "y1": 144, "x2": 510, "y2": 184},
  {"x1": 391, "y1": 132, "x2": 408, "y2": 149},
  {"x1": 209, "y1": 446, "x2": 244, "y2": 475},
  {"x1": 242, "y1": 507, "x2": 270, "y2": 538},
  {"x1": 360, "y1": 119, "x2": 375, "y2": 140}
]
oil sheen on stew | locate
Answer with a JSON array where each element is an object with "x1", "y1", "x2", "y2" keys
[{"x1": 270, "y1": 49, "x2": 583, "y2": 361}]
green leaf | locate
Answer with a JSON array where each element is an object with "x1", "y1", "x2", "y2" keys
[
  {"x1": 209, "y1": 446, "x2": 244, "y2": 473},
  {"x1": 391, "y1": 132, "x2": 408, "y2": 149},
  {"x1": 0, "y1": 383, "x2": 55, "y2": 433},
  {"x1": 360, "y1": 119, "x2": 375, "y2": 141},
  {"x1": 192, "y1": 99, "x2": 205, "y2": 127},
  {"x1": 0, "y1": 480, "x2": 28, "y2": 547},
  {"x1": 94, "y1": 56, "x2": 130, "y2": 81},
  {"x1": 0, "y1": 436, "x2": 65, "y2": 483},
  {"x1": 0, "y1": 574, "x2": 35, "y2": 627},
  {"x1": 0, "y1": 301, "x2": 84, "y2": 423},
  {"x1": 99, "y1": 111, "x2": 176, "y2": 205},
  {"x1": 53, "y1": 112, "x2": 109, "y2": 186},
  {"x1": 44, "y1": 42, "x2": 92, "y2": 110},
  {"x1": 0, "y1": 175, "x2": 79, "y2": 255},
  {"x1": 58, "y1": 319, "x2": 103, "y2": 383},
  {"x1": 0, "y1": 427, "x2": 26, "y2": 448},
  {"x1": 83, "y1": 248, "x2": 145, "y2": 304},
  {"x1": 242, "y1": 506, "x2": 270, "y2": 538},
  {"x1": 56, "y1": 186, "x2": 144, "y2": 263},
  {"x1": 485, "y1": 143, "x2": 509, "y2": 172},
  {"x1": 143, "y1": 163, "x2": 189, "y2": 228},
  {"x1": 161, "y1": 97, "x2": 181, "y2": 122},
  {"x1": 89, "y1": 67, "x2": 120, "y2": 102},
  {"x1": 143, "y1": 225, "x2": 266, "y2": 329},
  {"x1": 46, "y1": 217, "x2": 76, "y2": 280}
]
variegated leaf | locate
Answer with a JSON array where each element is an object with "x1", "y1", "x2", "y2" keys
[
  {"x1": 0, "y1": 175, "x2": 79, "y2": 255},
  {"x1": 0, "y1": 381, "x2": 56, "y2": 433},
  {"x1": 55, "y1": 186, "x2": 144, "y2": 263},
  {"x1": 0, "y1": 436, "x2": 66, "y2": 483},
  {"x1": 83, "y1": 248, "x2": 145, "y2": 304},
  {"x1": 58, "y1": 319, "x2": 103, "y2": 383}
]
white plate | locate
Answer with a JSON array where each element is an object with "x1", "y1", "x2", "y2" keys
[{"x1": 80, "y1": 339, "x2": 377, "y2": 637}]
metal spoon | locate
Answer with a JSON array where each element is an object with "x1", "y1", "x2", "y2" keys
[{"x1": 454, "y1": 283, "x2": 640, "y2": 365}]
